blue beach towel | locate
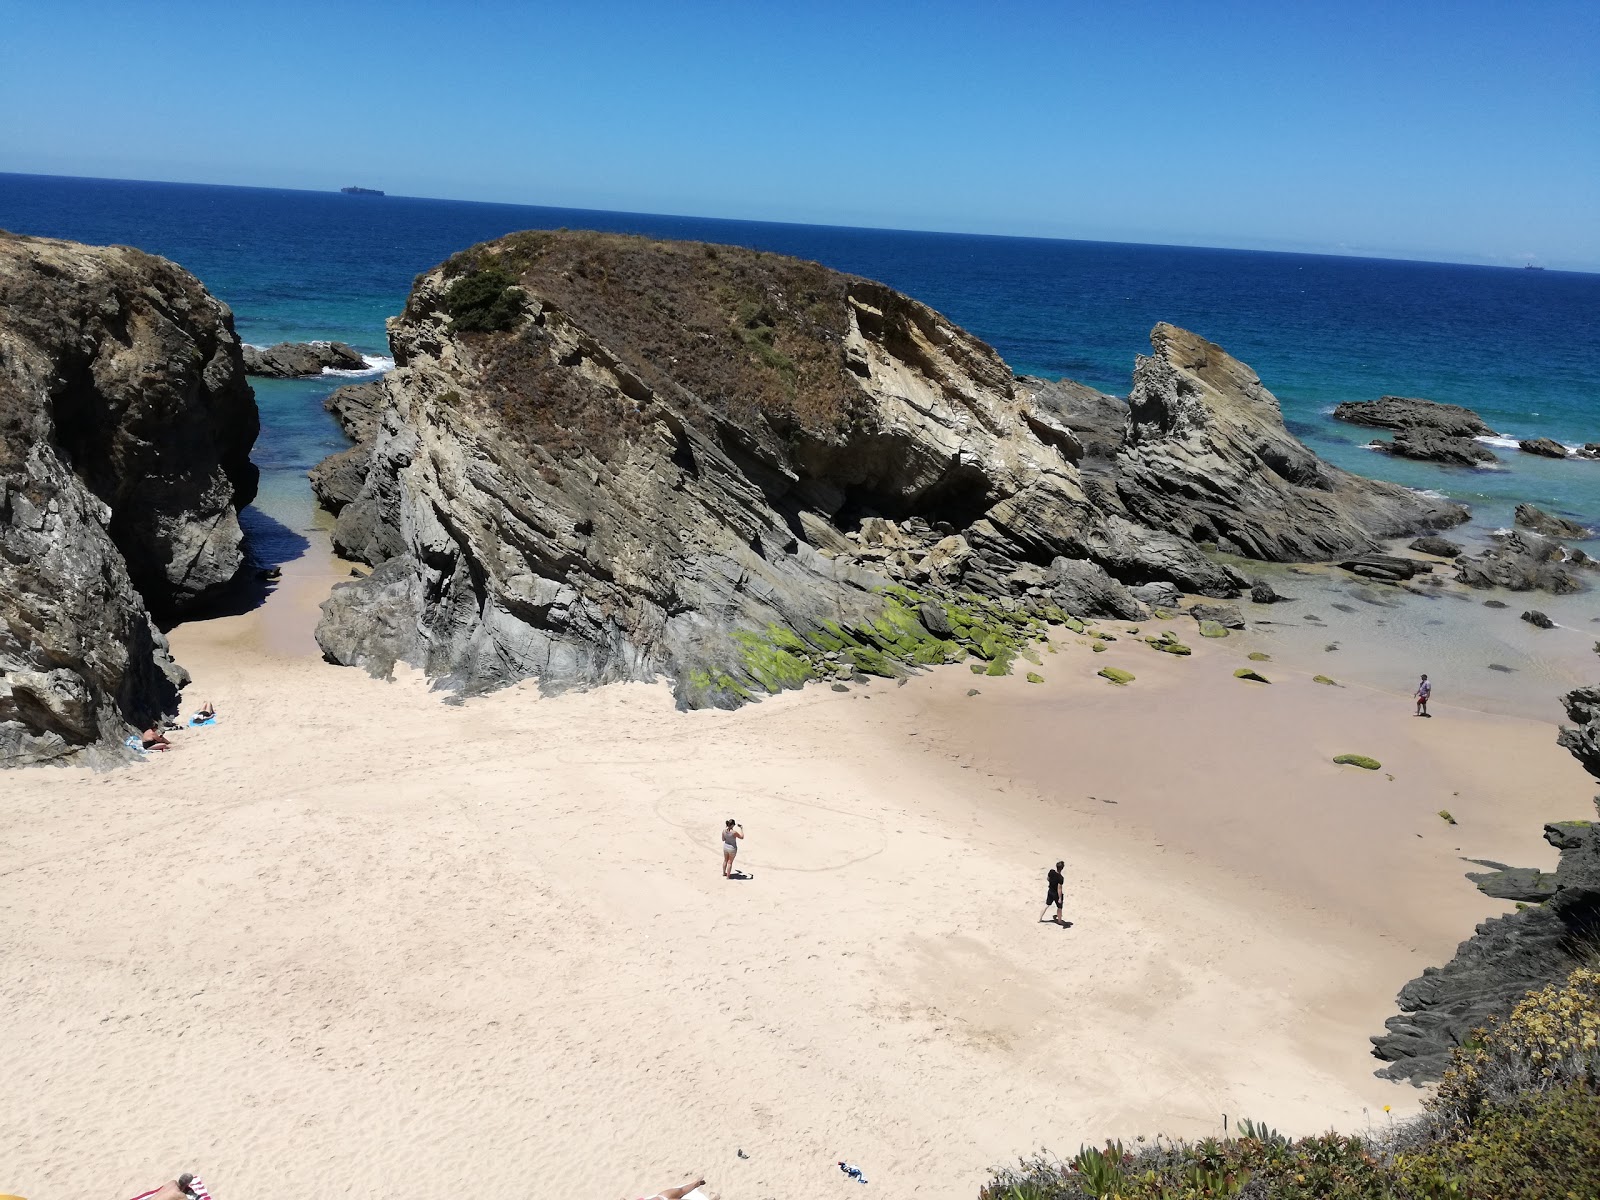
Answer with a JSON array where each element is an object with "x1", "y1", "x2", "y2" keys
[
  {"x1": 187, "y1": 713, "x2": 218, "y2": 728},
  {"x1": 125, "y1": 735, "x2": 147, "y2": 754}
]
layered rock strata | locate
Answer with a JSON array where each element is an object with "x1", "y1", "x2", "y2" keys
[
  {"x1": 312, "y1": 231, "x2": 1469, "y2": 706},
  {"x1": 0, "y1": 231, "x2": 259, "y2": 763},
  {"x1": 1371, "y1": 684, "x2": 1600, "y2": 1082}
]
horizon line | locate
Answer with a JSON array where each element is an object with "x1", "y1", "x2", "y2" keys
[{"x1": 3, "y1": 170, "x2": 1594, "y2": 277}]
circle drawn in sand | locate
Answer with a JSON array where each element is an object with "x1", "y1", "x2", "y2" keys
[{"x1": 655, "y1": 784, "x2": 886, "y2": 873}]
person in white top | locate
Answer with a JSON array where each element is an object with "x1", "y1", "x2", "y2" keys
[
  {"x1": 721, "y1": 818, "x2": 744, "y2": 877},
  {"x1": 1415, "y1": 673, "x2": 1432, "y2": 717}
]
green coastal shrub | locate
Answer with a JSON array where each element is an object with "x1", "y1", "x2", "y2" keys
[
  {"x1": 1333, "y1": 753, "x2": 1381, "y2": 770},
  {"x1": 443, "y1": 265, "x2": 524, "y2": 332}
]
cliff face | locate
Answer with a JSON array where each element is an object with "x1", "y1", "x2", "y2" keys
[
  {"x1": 1115, "y1": 325, "x2": 1468, "y2": 560},
  {"x1": 314, "y1": 231, "x2": 1461, "y2": 706},
  {"x1": 0, "y1": 231, "x2": 259, "y2": 764}
]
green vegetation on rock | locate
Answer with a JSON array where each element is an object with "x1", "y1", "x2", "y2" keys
[
  {"x1": 1247, "y1": 651, "x2": 1271, "y2": 661},
  {"x1": 1233, "y1": 667, "x2": 1271, "y2": 683},
  {"x1": 1438, "y1": 809, "x2": 1457, "y2": 824},
  {"x1": 1313, "y1": 674, "x2": 1339, "y2": 685},
  {"x1": 442, "y1": 265, "x2": 524, "y2": 333},
  {"x1": 980, "y1": 964, "x2": 1600, "y2": 1200},
  {"x1": 1026, "y1": 672, "x2": 1044, "y2": 684},
  {"x1": 1097, "y1": 667, "x2": 1135, "y2": 685},
  {"x1": 1091, "y1": 642, "x2": 1107, "y2": 653},
  {"x1": 1198, "y1": 620, "x2": 1230, "y2": 638},
  {"x1": 1333, "y1": 753, "x2": 1381, "y2": 770}
]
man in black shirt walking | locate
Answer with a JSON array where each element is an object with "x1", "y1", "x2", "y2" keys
[{"x1": 1039, "y1": 860, "x2": 1066, "y2": 924}]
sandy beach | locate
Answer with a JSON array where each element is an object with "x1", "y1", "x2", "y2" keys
[{"x1": 3, "y1": 528, "x2": 1594, "y2": 1200}]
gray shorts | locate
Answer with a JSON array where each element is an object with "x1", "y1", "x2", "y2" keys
[{"x1": 724, "y1": 841, "x2": 737, "y2": 857}]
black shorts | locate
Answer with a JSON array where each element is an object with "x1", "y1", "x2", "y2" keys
[{"x1": 1046, "y1": 888, "x2": 1062, "y2": 907}]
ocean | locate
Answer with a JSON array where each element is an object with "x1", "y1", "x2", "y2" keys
[{"x1": 3, "y1": 172, "x2": 1597, "y2": 548}]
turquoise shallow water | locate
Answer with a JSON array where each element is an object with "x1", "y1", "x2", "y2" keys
[{"x1": 4, "y1": 172, "x2": 1597, "y2": 541}]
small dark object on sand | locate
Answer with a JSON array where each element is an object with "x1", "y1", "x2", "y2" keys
[
  {"x1": 1488, "y1": 663, "x2": 1516, "y2": 673},
  {"x1": 966, "y1": 688, "x2": 980, "y2": 696},
  {"x1": 1521, "y1": 610, "x2": 1556, "y2": 629},
  {"x1": 1483, "y1": 599, "x2": 1508, "y2": 609}
]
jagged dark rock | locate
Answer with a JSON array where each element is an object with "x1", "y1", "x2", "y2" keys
[
  {"x1": 242, "y1": 340, "x2": 367, "y2": 378},
  {"x1": 309, "y1": 233, "x2": 1469, "y2": 707},
  {"x1": 1249, "y1": 579, "x2": 1286, "y2": 604},
  {"x1": 1522, "y1": 609, "x2": 1556, "y2": 629},
  {"x1": 1513, "y1": 502, "x2": 1592, "y2": 540},
  {"x1": 1374, "y1": 427, "x2": 1498, "y2": 466},
  {"x1": 1115, "y1": 327, "x2": 1467, "y2": 561},
  {"x1": 1371, "y1": 680, "x2": 1600, "y2": 1083},
  {"x1": 1466, "y1": 865, "x2": 1559, "y2": 902},
  {"x1": 1408, "y1": 535, "x2": 1462, "y2": 558},
  {"x1": 1332, "y1": 395, "x2": 1497, "y2": 438},
  {"x1": 1579, "y1": 442, "x2": 1600, "y2": 461},
  {"x1": 1189, "y1": 602, "x2": 1245, "y2": 628},
  {"x1": 1454, "y1": 531, "x2": 1586, "y2": 594},
  {"x1": 1519, "y1": 436, "x2": 1570, "y2": 459},
  {"x1": 0, "y1": 231, "x2": 259, "y2": 764}
]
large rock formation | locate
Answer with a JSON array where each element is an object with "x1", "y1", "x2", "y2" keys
[
  {"x1": 242, "y1": 340, "x2": 368, "y2": 378},
  {"x1": 1114, "y1": 326, "x2": 1468, "y2": 560},
  {"x1": 311, "y1": 232, "x2": 1467, "y2": 706},
  {"x1": 0, "y1": 231, "x2": 259, "y2": 764},
  {"x1": 1371, "y1": 684, "x2": 1600, "y2": 1082},
  {"x1": 1332, "y1": 395, "x2": 1497, "y2": 438},
  {"x1": 1454, "y1": 530, "x2": 1589, "y2": 594}
]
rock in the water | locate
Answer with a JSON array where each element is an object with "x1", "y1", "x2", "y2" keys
[
  {"x1": 1116, "y1": 328, "x2": 1467, "y2": 561},
  {"x1": 1374, "y1": 427, "x2": 1498, "y2": 466},
  {"x1": 1455, "y1": 531, "x2": 1585, "y2": 594},
  {"x1": 1249, "y1": 578, "x2": 1285, "y2": 603},
  {"x1": 1408, "y1": 535, "x2": 1462, "y2": 558},
  {"x1": 1190, "y1": 602, "x2": 1245, "y2": 628},
  {"x1": 242, "y1": 340, "x2": 368, "y2": 378},
  {"x1": 1513, "y1": 502, "x2": 1592, "y2": 540},
  {"x1": 308, "y1": 381, "x2": 387, "y2": 516},
  {"x1": 1521, "y1": 609, "x2": 1556, "y2": 629},
  {"x1": 1338, "y1": 554, "x2": 1431, "y2": 582},
  {"x1": 1332, "y1": 395, "x2": 1497, "y2": 438},
  {"x1": 1518, "y1": 436, "x2": 1570, "y2": 459},
  {"x1": 0, "y1": 231, "x2": 259, "y2": 764},
  {"x1": 1578, "y1": 442, "x2": 1600, "y2": 461}
]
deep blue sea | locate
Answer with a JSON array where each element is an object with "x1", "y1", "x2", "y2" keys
[{"x1": 3, "y1": 172, "x2": 1596, "y2": 544}]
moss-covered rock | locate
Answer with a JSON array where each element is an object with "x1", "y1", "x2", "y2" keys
[
  {"x1": 1098, "y1": 666, "x2": 1135, "y2": 685},
  {"x1": 1234, "y1": 667, "x2": 1271, "y2": 683},
  {"x1": 1247, "y1": 651, "x2": 1271, "y2": 661},
  {"x1": 1091, "y1": 641, "x2": 1107, "y2": 653},
  {"x1": 1026, "y1": 672, "x2": 1044, "y2": 684},
  {"x1": 1313, "y1": 674, "x2": 1339, "y2": 685},
  {"x1": 1438, "y1": 809, "x2": 1457, "y2": 824},
  {"x1": 1333, "y1": 753, "x2": 1381, "y2": 770},
  {"x1": 1153, "y1": 607, "x2": 1174, "y2": 620},
  {"x1": 1198, "y1": 620, "x2": 1230, "y2": 638}
]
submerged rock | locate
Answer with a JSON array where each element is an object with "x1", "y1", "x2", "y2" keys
[
  {"x1": 0, "y1": 231, "x2": 259, "y2": 764},
  {"x1": 242, "y1": 340, "x2": 368, "y2": 378},
  {"x1": 1522, "y1": 609, "x2": 1556, "y2": 629},
  {"x1": 1455, "y1": 531, "x2": 1586, "y2": 594},
  {"x1": 1339, "y1": 554, "x2": 1431, "y2": 582},
  {"x1": 1332, "y1": 395, "x2": 1497, "y2": 438},
  {"x1": 1375, "y1": 427, "x2": 1498, "y2": 466}
]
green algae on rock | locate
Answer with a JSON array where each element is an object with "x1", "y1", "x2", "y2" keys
[
  {"x1": 1098, "y1": 666, "x2": 1135, "y2": 685},
  {"x1": 1333, "y1": 753, "x2": 1382, "y2": 770},
  {"x1": 1026, "y1": 672, "x2": 1044, "y2": 684},
  {"x1": 1233, "y1": 667, "x2": 1271, "y2": 682},
  {"x1": 1198, "y1": 620, "x2": 1230, "y2": 638},
  {"x1": 1247, "y1": 651, "x2": 1271, "y2": 661},
  {"x1": 1313, "y1": 674, "x2": 1339, "y2": 685}
]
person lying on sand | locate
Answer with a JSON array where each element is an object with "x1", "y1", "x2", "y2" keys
[
  {"x1": 130, "y1": 1173, "x2": 204, "y2": 1200},
  {"x1": 140, "y1": 726, "x2": 172, "y2": 751},
  {"x1": 632, "y1": 1177, "x2": 710, "y2": 1200},
  {"x1": 199, "y1": 700, "x2": 215, "y2": 720}
]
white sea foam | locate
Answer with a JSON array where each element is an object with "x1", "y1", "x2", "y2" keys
[
  {"x1": 1475, "y1": 435, "x2": 1522, "y2": 449},
  {"x1": 322, "y1": 354, "x2": 395, "y2": 377},
  {"x1": 1407, "y1": 487, "x2": 1449, "y2": 500},
  {"x1": 1490, "y1": 527, "x2": 1514, "y2": 538}
]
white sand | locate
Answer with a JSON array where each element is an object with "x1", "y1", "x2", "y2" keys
[{"x1": 3, "y1": 542, "x2": 1592, "y2": 1200}]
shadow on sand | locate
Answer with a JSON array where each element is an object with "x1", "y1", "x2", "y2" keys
[{"x1": 169, "y1": 505, "x2": 312, "y2": 626}]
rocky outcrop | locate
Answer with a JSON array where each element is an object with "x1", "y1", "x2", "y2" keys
[
  {"x1": 1371, "y1": 681, "x2": 1600, "y2": 1082},
  {"x1": 1114, "y1": 326, "x2": 1467, "y2": 561},
  {"x1": 1514, "y1": 502, "x2": 1592, "y2": 540},
  {"x1": 1519, "y1": 436, "x2": 1569, "y2": 460},
  {"x1": 1339, "y1": 554, "x2": 1433, "y2": 583},
  {"x1": 308, "y1": 381, "x2": 384, "y2": 515},
  {"x1": 1, "y1": 231, "x2": 259, "y2": 764},
  {"x1": 242, "y1": 340, "x2": 367, "y2": 378},
  {"x1": 310, "y1": 233, "x2": 1471, "y2": 707},
  {"x1": 1333, "y1": 395, "x2": 1497, "y2": 438},
  {"x1": 1454, "y1": 531, "x2": 1587, "y2": 594},
  {"x1": 1374, "y1": 427, "x2": 1498, "y2": 467}
]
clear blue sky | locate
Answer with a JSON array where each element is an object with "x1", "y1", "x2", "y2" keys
[{"x1": 3, "y1": 0, "x2": 1597, "y2": 268}]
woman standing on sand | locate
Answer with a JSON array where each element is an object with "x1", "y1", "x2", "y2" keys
[{"x1": 721, "y1": 818, "x2": 743, "y2": 877}]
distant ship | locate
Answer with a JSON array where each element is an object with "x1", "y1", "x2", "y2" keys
[
  {"x1": 340, "y1": 186, "x2": 385, "y2": 196},
  {"x1": 1524, "y1": 263, "x2": 1545, "y2": 270}
]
